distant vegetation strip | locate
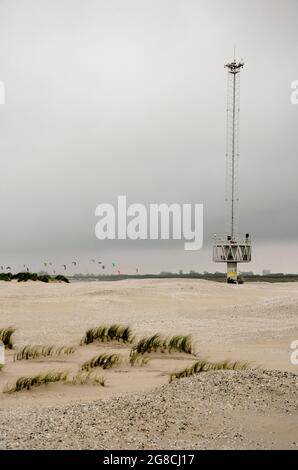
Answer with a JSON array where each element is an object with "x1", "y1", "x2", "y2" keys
[
  {"x1": 1, "y1": 271, "x2": 295, "y2": 283},
  {"x1": 0, "y1": 272, "x2": 69, "y2": 283},
  {"x1": 68, "y1": 273, "x2": 298, "y2": 283}
]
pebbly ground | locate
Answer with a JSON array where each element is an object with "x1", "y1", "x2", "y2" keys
[{"x1": 0, "y1": 369, "x2": 297, "y2": 450}]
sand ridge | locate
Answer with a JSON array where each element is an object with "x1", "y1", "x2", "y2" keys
[
  {"x1": 0, "y1": 369, "x2": 297, "y2": 450},
  {"x1": 0, "y1": 279, "x2": 298, "y2": 449}
]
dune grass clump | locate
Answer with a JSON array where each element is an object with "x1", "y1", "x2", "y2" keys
[
  {"x1": 132, "y1": 334, "x2": 194, "y2": 355},
  {"x1": 81, "y1": 353, "x2": 121, "y2": 371},
  {"x1": 81, "y1": 324, "x2": 134, "y2": 345},
  {"x1": 4, "y1": 371, "x2": 68, "y2": 393},
  {"x1": 0, "y1": 327, "x2": 16, "y2": 349},
  {"x1": 14, "y1": 345, "x2": 76, "y2": 361},
  {"x1": 169, "y1": 360, "x2": 250, "y2": 382},
  {"x1": 132, "y1": 334, "x2": 166, "y2": 354},
  {"x1": 129, "y1": 350, "x2": 150, "y2": 366},
  {"x1": 167, "y1": 335, "x2": 193, "y2": 354},
  {"x1": 72, "y1": 370, "x2": 106, "y2": 386}
]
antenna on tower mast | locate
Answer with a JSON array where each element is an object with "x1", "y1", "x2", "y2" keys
[{"x1": 213, "y1": 57, "x2": 252, "y2": 284}]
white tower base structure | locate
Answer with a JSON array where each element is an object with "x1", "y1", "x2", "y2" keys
[
  {"x1": 213, "y1": 235, "x2": 251, "y2": 282},
  {"x1": 213, "y1": 60, "x2": 252, "y2": 283}
]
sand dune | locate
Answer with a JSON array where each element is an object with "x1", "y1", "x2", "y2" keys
[
  {"x1": 0, "y1": 279, "x2": 297, "y2": 448},
  {"x1": 1, "y1": 369, "x2": 297, "y2": 450}
]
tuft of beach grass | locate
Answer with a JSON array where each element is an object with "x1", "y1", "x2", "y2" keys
[
  {"x1": 81, "y1": 353, "x2": 121, "y2": 371},
  {"x1": 14, "y1": 345, "x2": 76, "y2": 361},
  {"x1": 4, "y1": 371, "x2": 69, "y2": 393},
  {"x1": 71, "y1": 370, "x2": 106, "y2": 386},
  {"x1": 129, "y1": 350, "x2": 150, "y2": 366},
  {"x1": 81, "y1": 324, "x2": 134, "y2": 345},
  {"x1": 131, "y1": 334, "x2": 194, "y2": 356},
  {"x1": 169, "y1": 359, "x2": 251, "y2": 382},
  {"x1": 0, "y1": 327, "x2": 16, "y2": 350}
]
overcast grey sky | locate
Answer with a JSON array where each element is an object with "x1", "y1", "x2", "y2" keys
[{"x1": 0, "y1": 0, "x2": 297, "y2": 274}]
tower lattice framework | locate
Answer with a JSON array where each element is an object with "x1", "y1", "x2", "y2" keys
[{"x1": 213, "y1": 59, "x2": 252, "y2": 283}]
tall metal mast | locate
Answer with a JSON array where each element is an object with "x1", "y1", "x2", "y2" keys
[
  {"x1": 225, "y1": 60, "x2": 243, "y2": 239},
  {"x1": 213, "y1": 59, "x2": 252, "y2": 284}
]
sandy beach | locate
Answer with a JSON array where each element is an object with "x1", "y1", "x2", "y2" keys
[{"x1": 0, "y1": 279, "x2": 297, "y2": 449}]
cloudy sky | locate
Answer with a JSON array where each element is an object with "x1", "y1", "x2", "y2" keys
[{"x1": 0, "y1": 0, "x2": 297, "y2": 274}]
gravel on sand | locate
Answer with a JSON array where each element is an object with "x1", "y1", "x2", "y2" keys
[{"x1": 1, "y1": 369, "x2": 297, "y2": 450}]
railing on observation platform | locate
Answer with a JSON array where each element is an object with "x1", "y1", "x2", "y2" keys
[{"x1": 212, "y1": 236, "x2": 252, "y2": 263}]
